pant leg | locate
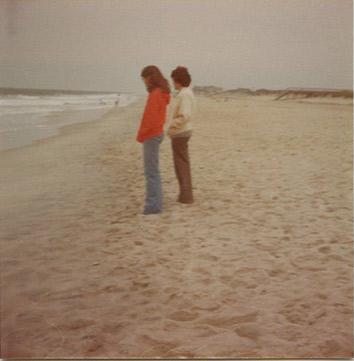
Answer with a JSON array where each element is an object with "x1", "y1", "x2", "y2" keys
[
  {"x1": 171, "y1": 136, "x2": 193, "y2": 203},
  {"x1": 143, "y1": 133, "x2": 164, "y2": 213},
  {"x1": 171, "y1": 140, "x2": 183, "y2": 198}
]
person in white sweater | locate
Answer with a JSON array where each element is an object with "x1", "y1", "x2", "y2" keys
[{"x1": 168, "y1": 66, "x2": 196, "y2": 203}]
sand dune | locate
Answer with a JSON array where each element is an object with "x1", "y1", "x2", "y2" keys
[
  {"x1": 194, "y1": 86, "x2": 353, "y2": 106},
  {"x1": 1, "y1": 94, "x2": 352, "y2": 358}
]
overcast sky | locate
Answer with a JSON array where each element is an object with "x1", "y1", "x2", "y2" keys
[{"x1": 0, "y1": 0, "x2": 352, "y2": 93}]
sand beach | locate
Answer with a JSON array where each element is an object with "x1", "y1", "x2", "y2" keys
[{"x1": 1, "y1": 91, "x2": 353, "y2": 358}]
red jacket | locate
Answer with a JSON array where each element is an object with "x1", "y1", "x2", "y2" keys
[{"x1": 136, "y1": 88, "x2": 170, "y2": 143}]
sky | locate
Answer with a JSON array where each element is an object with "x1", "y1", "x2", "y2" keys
[{"x1": 0, "y1": 0, "x2": 353, "y2": 93}]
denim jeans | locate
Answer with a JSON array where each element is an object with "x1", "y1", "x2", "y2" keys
[{"x1": 143, "y1": 133, "x2": 164, "y2": 214}]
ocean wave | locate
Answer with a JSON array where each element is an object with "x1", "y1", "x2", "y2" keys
[{"x1": 0, "y1": 93, "x2": 139, "y2": 115}]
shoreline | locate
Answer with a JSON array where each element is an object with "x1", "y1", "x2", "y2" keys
[{"x1": 0, "y1": 98, "x2": 144, "y2": 155}]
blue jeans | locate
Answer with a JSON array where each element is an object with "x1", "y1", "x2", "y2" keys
[{"x1": 143, "y1": 133, "x2": 164, "y2": 214}]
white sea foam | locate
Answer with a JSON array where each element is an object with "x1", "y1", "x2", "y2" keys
[
  {"x1": 0, "y1": 92, "x2": 139, "y2": 150},
  {"x1": 0, "y1": 93, "x2": 138, "y2": 115}
]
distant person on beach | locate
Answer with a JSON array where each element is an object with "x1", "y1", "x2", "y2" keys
[
  {"x1": 136, "y1": 65, "x2": 171, "y2": 215},
  {"x1": 168, "y1": 66, "x2": 196, "y2": 204}
]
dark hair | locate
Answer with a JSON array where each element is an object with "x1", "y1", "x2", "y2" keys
[
  {"x1": 171, "y1": 66, "x2": 191, "y2": 87},
  {"x1": 141, "y1": 65, "x2": 170, "y2": 94}
]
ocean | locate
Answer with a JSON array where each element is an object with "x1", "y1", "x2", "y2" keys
[{"x1": 0, "y1": 91, "x2": 139, "y2": 151}]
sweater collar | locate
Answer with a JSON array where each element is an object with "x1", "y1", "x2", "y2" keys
[{"x1": 176, "y1": 86, "x2": 190, "y2": 96}]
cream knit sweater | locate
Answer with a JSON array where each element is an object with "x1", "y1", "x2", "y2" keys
[{"x1": 167, "y1": 87, "x2": 196, "y2": 137}]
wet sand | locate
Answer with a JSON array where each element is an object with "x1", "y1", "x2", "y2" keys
[{"x1": 1, "y1": 94, "x2": 353, "y2": 358}]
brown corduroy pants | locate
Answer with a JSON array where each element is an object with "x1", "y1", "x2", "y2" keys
[{"x1": 171, "y1": 136, "x2": 194, "y2": 203}]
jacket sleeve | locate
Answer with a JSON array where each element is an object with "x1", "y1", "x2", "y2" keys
[{"x1": 136, "y1": 91, "x2": 160, "y2": 142}]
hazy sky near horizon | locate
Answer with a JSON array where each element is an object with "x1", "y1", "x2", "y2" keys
[{"x1": 0, "y1": 0, "x2": 352, "y2": 93}]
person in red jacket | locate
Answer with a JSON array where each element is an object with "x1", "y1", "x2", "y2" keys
[{"x1": 137, "y1": 65, "x2": 170, "y2": 214}]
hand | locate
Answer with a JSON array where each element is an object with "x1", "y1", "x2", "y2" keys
[{"x1": 167, "y1": 127, "x2": 174, "y2": 137}]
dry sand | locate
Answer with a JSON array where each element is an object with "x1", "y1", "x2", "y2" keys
[{"x1": 1, "y1": 94, "x2": 353, "y2": 358}]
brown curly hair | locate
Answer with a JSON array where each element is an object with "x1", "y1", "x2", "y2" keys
[
  {"x1": 171, "y1": 66, "x2": 191, "y2": 87},
  {"x1": 141, "y1": 65, "x2": 170, "y2": 94}
]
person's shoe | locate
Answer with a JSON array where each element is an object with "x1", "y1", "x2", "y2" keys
[
  {"x1": 178, "y1": 198, "x2": 194, "y2": 204},
  {"x1": 143, "y1": 209, "x2": 162, "y2": 215}
]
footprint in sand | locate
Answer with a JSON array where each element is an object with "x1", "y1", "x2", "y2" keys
[
  {"x1": 315, "y1": 293, "x2": 328, "y2": 300},
  {"x1": 62, "y1": 319, "x2": 96, "y2": 330},
  {"x1": 290, "y1": 255, "x2": 326, "y2": 271},
  {"x1": 326, "y1": 254, "x2": 344, "y2": 261},
  {"x1": 319, "y1": 339, "x2": 342, "y2": 356},
  {"x1": 236, "y1": 267, "x2": 259, "y2": 274},
  {"x1": 164, "y1": 287, "x2": 180, "y2": 294},
  {"x1": 132, "y1": 279, "x2": 150, "y2": 289},
  {"x1": 102, "y1": 285, "x2": 124, "y2": 293},
  {"x1": 167, "y1": 310, "x2": 199, "y2": 322},
  {"x1": 245, "y1": 283, "x2": 258, "y2": 289},
  {"x1": 318, "y1": 245, "x2": 331, "y2": 254},
  {"x1": 201, "y1": 311, "x2": 259, "y2": 328},
  {"x1": 163, "y1": 320, "x2": 180, "y2": 331},
  {"x1": 266, "y1": 268, "x2": 285, "y2": 278},
  {"x1": 141, "y1": 288, "x2": 159, "y2": 296},
  {"x1": 280, "y1": 302, "x2": 327, "y2": 326},
  {"x1": 199, "y1": 254, "x2": 219, "y2": 262},
  {"x1": 192, "y1": 267, "x2": 210, "y2": 275},
  {"x1": 219, "y1": 275, "x2": 233, "y2": 284},
  {"x1": 191, "y1": 301, "x2": 221, "y2": 312},
  {"x1": 137, "y1": 334, "x2": 179, "y2": 354},
  {"x1": 106, "y1": 226, "x2": 120, "y2": 234},
  {"x1": 103, "y1": 322, "x2": 126, "y2": 334},
  {"x1": 218, "y1": 273, "x2": 248, "y2": 289},
  {"x1": 166, "y1": 348, "x2": 197, "y2": 358},
  {"x1": 46, "y1": 288, "x2": 84, "y2": 301},
  {"x1": 81, "y1": 333, "x2": 104, "y2": 353},
  {"x1": 234, "y1": 325, "x2": 260, "y2": 341},
  {"x1": 2, "y1": 321, "x2": 65, "y2": 357}
]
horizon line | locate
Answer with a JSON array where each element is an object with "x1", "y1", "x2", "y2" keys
[{"x1": 0, "y1": 85, "x2": 353, "y2": 94}]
